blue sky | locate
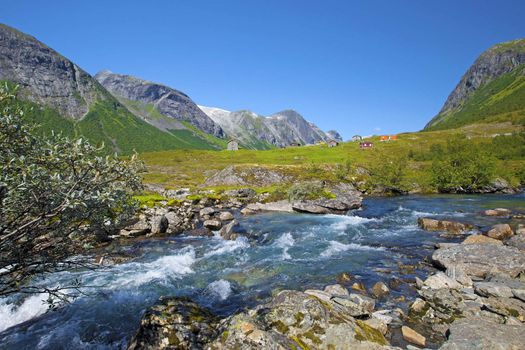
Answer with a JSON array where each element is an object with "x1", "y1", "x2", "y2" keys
[{"x1": 2, "y1": 0, "x2": 524, "y2": 138}]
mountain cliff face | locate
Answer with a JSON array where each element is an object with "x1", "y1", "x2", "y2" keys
[
  {"x1": 95, "y1": 71, "x2": 225, "y2": 138},
  {"x1": 200, "y1": 106, "x2": 336, "y2": 149},
  {"x1": 0, "y1": 23, "x2": 103, "y2": 119},
  {"x1": 426, "y1": 39, "x2": 525, "y2": 130},
  {"x1": 0, "y1": 23, "x2": 224, "y2": 153}
]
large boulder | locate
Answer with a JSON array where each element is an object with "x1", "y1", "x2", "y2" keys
[
  {"x1": 432, "y1": 244, "x2": 525, "y2": 278},
  {"x1": 203, "y1": 219, "x2": 222, "y2": 231},
  {"x1": 246, "y1": 200, "x2": 294, "y2": 213},
  {"x1": 486, "y1": 223, "x2": 514, "y2": 240},
  {"x1": 484, "y1": 208, "x2": 512, "y2": 216},
  {"x1": 209, "y1": 289, "x2": 393, "y2": 350},
  {"x1": 127, "y1": 297, "x2": 219, "y2": 350},
  {"x1": 507, "y1": 234, "x2": 525, "y2": 251},
  {"x1": 218, "y1": 220, "x2": 240, "y2": 240},
  {"x1": 439, "y1": 317, "x2": 525, "y2": 350},
  {"x1": 418, "y1": 218, "x2": 476, "y2": 234}
]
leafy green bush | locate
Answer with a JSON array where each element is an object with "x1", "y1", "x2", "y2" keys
[
  {"x1": 334, "y1": 159, "x2": 353, "y2": 181},
  {"x1": 0, "y1": 84, "x2": 144, "y2": 299},
  {"x1": 431, "y1": 137, "x2": 496, "y2": 192},
  {"x1": 368, "y1": 152, "x2": 410, "y2": 193}
]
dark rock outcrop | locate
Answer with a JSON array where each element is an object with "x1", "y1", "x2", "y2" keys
[{"x1": 0, "y1": 23, "x2": 103, "y2": 119}]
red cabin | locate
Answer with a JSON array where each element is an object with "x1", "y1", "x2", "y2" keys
[{"x1": 360, "y1": 142, "x2": 373, "y2": 149}]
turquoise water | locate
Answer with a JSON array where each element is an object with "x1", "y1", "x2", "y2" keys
[{"x1": 0, "y1": 194, "x2": 523, "y2": 349}]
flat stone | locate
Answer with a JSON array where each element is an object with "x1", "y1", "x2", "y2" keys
[
  {"x1": 246, "y1": 201, "x2": 294, "y2": 213},
  {"x1": 440, "y1": 317, "x2": 525, "y2": 350},
  {"x1": 432, "y1": 244, "x2": 525, "y2": 278},
  {"x1": 474, "y1": 282, "x2": 513, "y2": 298},
  {"x1": 199, "y1": 207, "x2": 216, "y2": 217},
  {"x1": 401, "y1": 326, "x2": 426, "y2": 347},
  {"x1": 462, "y1": 234, "x2": 503, "y2": 245},
  {"x1": 331, "y1": 293, "x2": 375, "y2": 317},
  {"x1": 304, "y1": 289, "x2": 332, "y2": 303}
]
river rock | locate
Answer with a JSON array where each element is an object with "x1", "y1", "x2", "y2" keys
[
  {"x1": 246, "y1": 200, "x2": 294, "y2": 213},
  {"x1": 203, "y1": 219, "x2": 222, "y2": 230},
  {"x1": 185, "y1": 228, "x2": 213, "y2": 237},
  {"x1": 401, "y1": 326, "x2": 426, "y2": 347},
  {"x1": 150, "y1": 215, "x2": 168, "y2": 235},
  {"x1": 123, "y1": 214, "x2": 151, "y2": 236},
  {"x1": 240, "y1": 207, "x2": 256, "y2": 215},
  {"x1": 371, "y1": 282, "x2": 390, "y2": 298},
  {"x1": 486, "y1": 223, "x2": 514, "y2": 240},
  {"x1": 484, "y1": 208, "x2": 512, "y2": 216},
  {"x1": 209, "y1": 289, "x2": 392, "y2": 349},
  {"x1": 199, "y1": 207, "x2": 216, "y2": 217},
  {"x1": 331, "y1": 293, "x2": 376, "y2": 317},
  {"x1": 224, "y1": 188, "x2": 256, "y2": 198},
  {"x1": 218, "y1": 211, "x2": 234, "y2": 221},
  {"x1": 473, "y1": 281, "x2": 513, "y2": 298},
  {"x1": 422, "y1": 272, "x2": 462, "y2": 290},
  {"x1": 418, "y1": 218, "x2": 475, "y2": 234},
  {"x1": 292, "y1": 200, "x2": 333, "y2": 214},
  {"x1": 324, "y1": 284, "x2": 350, "y2": 296},
  {"x1": 337, "y1": 271, "x2": 354, "y2": 285},
  {"x1": 164, "y1": 212, "x2": 184, "y2": 235},
  {"x1": 440, "y1": 317, "x2": 525, "y2": 350},
  {"x1": 127, "y1": 296, "x2": 219, "y2": 350},
  {"x1": 462, "y1": 234, "x2": 503, "y2": 245},
  {"x1": 432, "y1": 244, "x2": 525, "y2": 278},
  {"x1": 218, "y1": 220, "x2": 239, "y2": 240}
]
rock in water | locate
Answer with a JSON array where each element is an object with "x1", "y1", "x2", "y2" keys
[
  {"x1": 484, "y1": 208, "x2": 512, "y2": 216},
  {"x1": 486, "y1": 223, "x2": 514, "y2": 240},
  {"x1": 401, "y1": 326, "x2": 426, "y2": 347},
  {"x1": 371, "y1": 282, "x2": 390, "y2": 298},
  {"x1": 203, "y1": 219, "x2": 222, "y2": 230},
  {"x1": 418, "y1": 218, "x2": 475, "y2": 234},
  {"x1": 127, "y1": 297, "x2": 218, "y2": 350},
  {"x1": 432, "y1": 244, "x2": 525, "y2": 278}
]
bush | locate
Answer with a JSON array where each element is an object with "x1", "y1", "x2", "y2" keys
[
  {"x1": 431, "y1": 137, "x2": 496, "y2": 192},
  {"x1": 334, "y1": 158, "x2": 353, "y2": 181},
  {"x1": 0, "y1": 84, "x2": 144, "y2": 299},
  {"x1": 368, "y1": 152, "x2": 410, "y2": 193}
]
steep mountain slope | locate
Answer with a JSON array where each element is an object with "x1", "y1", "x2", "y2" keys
[
  {"x1": 426, "y1": 39, "x2": 525, "y2": 130},
  {"x1": 326, "y1": 130, "x2": 343, "y2": 141},
  {"x1": 0, "y1": 23, "x2": 221, "y2": 153},
  {"x1": 95, "y1": 71, "x2": 225, "y2": 138},
  {"x1": 200, "y1": 106, "x2": 335, "y2": 149}
]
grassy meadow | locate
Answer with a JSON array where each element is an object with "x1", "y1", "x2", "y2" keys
[{"x1": 139, "y1": 122, "x2": 525, "y2": 195}]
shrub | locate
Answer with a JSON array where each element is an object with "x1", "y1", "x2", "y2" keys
[
  {"x1": 368, "y1": 152, "x2": 410, "y2": 193},
  {"x1": 431, "y1": 137, "x2": 496, "y2": 192},
  {"x1": 0, "y1": 84, "x2": 144, "y2": 299}
]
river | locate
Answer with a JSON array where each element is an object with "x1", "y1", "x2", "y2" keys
[{"x1": 1, "y1": 194, "x2": 524, "y2": 349}]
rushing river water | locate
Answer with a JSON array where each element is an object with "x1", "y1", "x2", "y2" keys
[{"x1": 1, "y1": 194, "x2": 524, "y2": 349}]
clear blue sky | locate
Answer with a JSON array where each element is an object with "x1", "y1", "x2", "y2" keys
[{"x1": 2, "y1": 0, "x2": 524, "y2": 138}]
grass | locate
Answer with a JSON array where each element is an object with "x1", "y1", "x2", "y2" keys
[
  {"x1": 140, "y1": 122, "x2": 525, "y2": 192},
  {"x1": 426, "y1": 64, "x2": 525, "y2": 131}
]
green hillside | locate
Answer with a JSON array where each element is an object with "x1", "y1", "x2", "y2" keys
[
  {"x1": 16, "y1": 88, "x2": 225, "y2": 154},
  {"x1": 425, "y1": 64, "x2": 525, "y2": 131}
]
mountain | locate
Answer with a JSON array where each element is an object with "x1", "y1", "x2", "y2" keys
[
  {"x1": 425, "y1": 38, "x2": 525, "y2": 130},
  {"x1": 95, "y1": 71, "x2": 225, "y2": 138},
  {"x1": 199, "y1": 106, "x2": 336, "y2": 149},
  {"x1": 0, "y1": 23, "x2": 223, "y2": 153},
  {"x1": 326, "y1": 130, "x2": 343, "y2": 141}
]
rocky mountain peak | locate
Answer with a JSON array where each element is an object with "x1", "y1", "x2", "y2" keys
[
  {"x1": 0, "y1": 23, "x2": 103, "y2": 119},
  {"x1": 96, "y1": 71, "x2": 224, "y2": 137}
]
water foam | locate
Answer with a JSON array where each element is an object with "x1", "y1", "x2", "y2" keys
[
  {"x1": 114, "y1": 247, "x2": 196, "y2": 287},
  {"x1": 205, "y1": 279, "x2": 232, "y2": 301},
  {"x1": 0, "y1": 293, "x2": 49, "y2": 332},
  {"x1": 326, "y1": 214, "x2": 377, "y2": 231},
  {"x1": 321, "y1": 240, "x2": 385, "y2": 258},
  {"x1": 203, "y1": 236, "x2": 249, "y2": 258},
  {"x1": 274, "y1": 232, "x2": 295, "y2": 260}
]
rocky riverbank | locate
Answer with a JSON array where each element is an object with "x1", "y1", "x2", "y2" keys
[{"x1": 124, "y1": 207, "x2": 525, "y2": 349}]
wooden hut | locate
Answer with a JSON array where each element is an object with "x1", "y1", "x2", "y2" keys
[
  {"x1": 327, "y1": 139, "x2": 339, "y2": 148},
  {"x1": 359, "y1": 142, "x2": 373, "y2": 149}
]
